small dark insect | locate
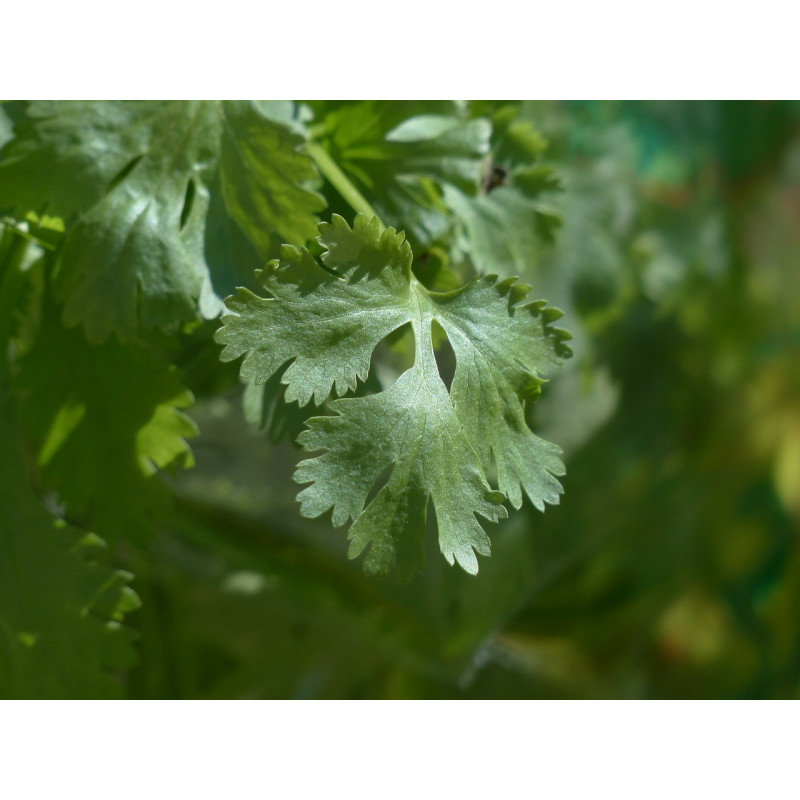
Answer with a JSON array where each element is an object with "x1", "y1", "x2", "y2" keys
[{"x1": 484, "y1": 164, "x2": 507, "y2": 193}]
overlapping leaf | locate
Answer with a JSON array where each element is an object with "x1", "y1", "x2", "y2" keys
[
  {"x1": 217, "y1": 215, "x2": 571, "y2": 576},
  {"x1": 17, "y1": 304, "x2": 197, "y2": 542},
  {"x1": 0, "y1": 101, "x2": 324, "y2": 342},
  {"x1": 446, "y1": 104, "x2": 562, "y2": 278},
  {"x1": 0, "y1": 395, "x2": 139, "y2": 699},
  {"x1": 0, "y1": 104, "x2": 15, "y2": 150}
]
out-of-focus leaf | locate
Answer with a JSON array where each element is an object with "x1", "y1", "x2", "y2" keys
[
  {"x1": 0, "y1": 394, "x2": 139, "y2": 699},
  {"x1": 447, "y1": 105, "x2": 562, "y2": 278},
  {"x1": 17, "y1": 300, "x2": 196, "y2": 542}
]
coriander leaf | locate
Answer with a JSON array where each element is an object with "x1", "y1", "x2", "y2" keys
[
  {"x1": 446, "y1": 108, "x2": 562, "y2": 278},
  {"x1": 445, "y1": 164, "x2": 561, "y2": 277},
  {"x1": 55, "y1": 102, "x2": 222, "y2": 342},
  {"x1": 218, "y1": 100, "x2": 323, "y2": 259},
  {"x1": 0, "y1": 101, "x2": 324, "y2": 342},
  {"x1": 217, "y1": 217, "x2": 413, "y2": 407},
  {"x1": 17, "y1": 303, "x2": 197, "y2": 543},
  {"x1": 216, "y1": 215, "x2": 571, "y2": 576},
  {"x1": 0, "y1": 394, "x2": 139, "y2": 699},
  {"x1": 434, "y1": 273, "x2": 572, "y2": 511}
]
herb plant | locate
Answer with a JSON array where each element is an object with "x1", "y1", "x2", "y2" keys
[{"x1": 2, "y1": 100, "x2": 797, "y2": 700}]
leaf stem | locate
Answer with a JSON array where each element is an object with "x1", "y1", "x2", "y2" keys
[
  {"x1": 306, "y1": 142, "x2": 382, "y2": 224},
  {"x1": 1, "y1": 216, "x2": 57, "y2": 251}
]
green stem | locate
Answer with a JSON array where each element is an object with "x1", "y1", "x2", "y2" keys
[
  {"x1": 1, "y1": 216, "x2": 56, "y2": 251},
  {"x1": 306, "y1": 122, "x2": 328, "y2": 141},
  {"x1": 306, "y1": 142, "x2": 382, "y2": 224}
]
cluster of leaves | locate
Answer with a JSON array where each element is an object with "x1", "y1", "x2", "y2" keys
[
  {"x1": 5, "y1": 100, "x2": 797, "y2": 700},
  {"x1": 0, "y1": 100, "x2": 570, "y2": 697}
]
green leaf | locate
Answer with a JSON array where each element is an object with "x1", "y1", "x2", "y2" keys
[
  {"x1": 0, "y1": 393, "x2": 139, "y2": 699},
  {"x1": 242, "y1": 369, "x2": 312, "y2": 444},
  {"x1": 445, "y1": 165, "x2": 561, "y2": 277},
  {"x1": 446, "y1": 109, "x2": 562, "y2": 278},
  {"x1": 216, "y1": 215, "x2": 571, "y2": 576},
  {"x1": 0, "y1": 104, "x2": 15, "y2": 150},
  {"x1": 0, "y1": 101, "x2": 324, "y2": 342},
  {"x1": 311, "y1": 101, "x2": 490, "y2": 252},
  {"x1": 218, "y1": 101, "x2": 323, "y2": 258},
  {"x1": 17, "y1": 304, "x2": 197, "y2": 542}
]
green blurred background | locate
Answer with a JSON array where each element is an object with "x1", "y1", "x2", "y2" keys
[{"x1": 124, "y1": 101, "x2": 800, "y2": 699}]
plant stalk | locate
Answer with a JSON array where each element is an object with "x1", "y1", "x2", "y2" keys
[{"x1": 306, "y1": 142, "x2": 382, "y2": 224}]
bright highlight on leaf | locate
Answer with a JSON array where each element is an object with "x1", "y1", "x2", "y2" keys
[
  {"x1": 0, "y1": 101, "x2": 324, "y2": 343},
  {"x1": 216, "y1": 214, "x2": 572, "y2": 576}
]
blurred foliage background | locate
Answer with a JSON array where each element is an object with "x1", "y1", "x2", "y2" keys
[{"x1": 4, "y1": 100, "x2": 800, "y2": 699}]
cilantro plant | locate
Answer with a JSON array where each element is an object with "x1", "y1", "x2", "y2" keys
[
  {"x1": 0, "y1": 100, "x2": 572, "y2": 698},
  {"x1": 3, "y1": 100, "x2": 797, "y2": 700}
]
